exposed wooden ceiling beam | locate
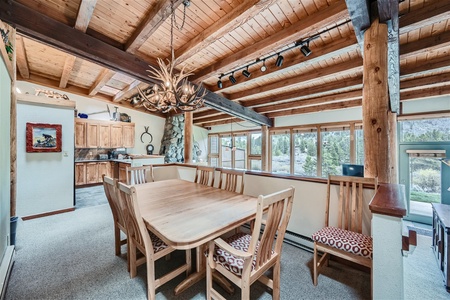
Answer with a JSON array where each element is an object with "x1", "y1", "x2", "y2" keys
[
  {"x1": 193, "y1": 109, "x2": 224, "y2": 120},
  {"x1": 400, "y1": 55, "x2": 450, "y2": 76},
  {"x1": 400, "y1": 72, "x2": 450, "y2": 90},
  {"x1": 253, "y1": 91, "x2": 362, "y2": 114},
  {"x1": 399, "y1": 1, "x2": 450, "y2": 34},
  {"x1": 74, "y1": 0, "x2": 97, "y2": 32},
  {"x1": 229, "y1": 58, "x2": 363, "y2": 101},
  {"x1": 195, "y1": 117, "x2": 242, "y2": 128},
  {"x1": 175, "y1": 0, "x2": 277, "y2": 63},
  {"x1": 240, "y1": 76, "x2": 363, "y2": 107},
  {"x1": 266, "y1": 99, "x2": 362, "y2": 118},
  {"x1": 113, "y1": 80, "x2": 140, "y2": 102},
  {"x1": 0, "y1": 0, "x2": 271, "y2": 126},
  {"x1": 344, "y1": 0, "x2": 370, "y2": 47},
  {"x1": 125, "y1": 0, "x2": 183, "y2": 53},
  {"x1": 400, "y1": 31, "x2": 450, "y2": 58},
  {"x1": 401, "y1": 84, "x2": 450, "y2": 101},
  {"x1": 190, "y1": 0, "x2": 349, "y2": 83},
  {"x1": 211, "y1": 36, "x2": 358, "y2": 92},
  {"x1": 89, "y1": 69, "x2": 115, "y2": 96},
  {"x1": 15, "y1": 35, "x2": 29, "y2": 79},
  {"x1": 59, "y1": 55, "x2": 77, "y2": 88},
  {"x1": 193, "y1": 113, "x2": 232, "y2": 125}
]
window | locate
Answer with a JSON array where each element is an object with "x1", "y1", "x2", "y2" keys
[
  {"x1": 271, "y1": 131, "x2": 290, "y2": 174},
  {"x1": 293, "y1": 129, "x2": 317, "y2": 176},
  {"x1": 209, "y1": 134, "x2": 219, "y2": 167},
  {"x1": 355, "y1": 127, "x2": 364, "y2": 165},
  {"x1": 249, "y1": 159, "x2": 262, "y2": 171},
  {"x1": 321, "y1": 128, "x2": 350, "y2": 177},
  {"x1": 400, "y1": 118, "x2": 450, "y2": 142},
  {"x1": 234, "y1": 135, "x2": 247, "y2": 169},
  {"x1": 221, "y1": 136, "x2": 232, "y2": 168},
  {"x1": 250, "y1": 133, "x2": 262, "y2": 155}
]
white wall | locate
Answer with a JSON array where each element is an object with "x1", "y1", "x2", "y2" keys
[
  {"x1": 193, "y1": 125, "x2": 209, "y2": 163},
  {"x1": 0, "y1": 56, "x2": 11, "y2": 253},
  {"x1": 16, "y1": 81, "x2": 166, "y2": 155},
  {"x1": 401, "y1": 95, "x2": 450, "y2": 114},
  {"x1": 16, "y1": 102, "x2": 74, "y2": 217}
]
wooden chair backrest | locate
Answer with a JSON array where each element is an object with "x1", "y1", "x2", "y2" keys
[
  {"x1": 102, "y1": 175, "x2": 126, "y2": 229},
  {"x1": 117, "y1": 182, "x2": 154, "y2": 257},
  {"x1": 194, "y1": 166, "x2": 215, "y2": 187},
  {"x1": 250, "y1": 187, "x2": 295, "y2": 271},
  {"x1": 126, "y1": 165, "x2": 153, "y2": 185},
  {"x1": 218, "y1": 169, "x2": 244, "y2": 194},
  {"x1": 325, "y1": 175, "x2": 378, "y2": 233}
]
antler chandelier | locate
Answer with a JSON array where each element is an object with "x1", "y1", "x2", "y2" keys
[{"x1": 138, "y1": 0, "x2": 206, "y2": 113}]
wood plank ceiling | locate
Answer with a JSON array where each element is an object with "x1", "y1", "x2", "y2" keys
[{"x1": 2, "y1": 0, "x2": 450, "y2": 128}]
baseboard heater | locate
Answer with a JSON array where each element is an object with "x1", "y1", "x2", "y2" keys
[
  {"x1": 0, "y1": 246, "x2": 15, "y2": 300},
  {"x1": 241, "y1": 224, "x2": 314, "y2": 253}
]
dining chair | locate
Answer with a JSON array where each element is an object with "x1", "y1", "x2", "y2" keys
[
  {"x1": 218, "y1": 168, "x2": 244, "y2": 194},
  {"x1": 126, "y1": 165, "x2": 153, "y2": 185},
  {"x1": 194, "y1": 165, "x2": 215, "y2": 187},
  {"x1": 117, "y1": 182, "x2": 191, "y2": 300},
  {"x1": 206, "y1": 186, "x2": 295, "y2": 300},
  {"x1": 102, "y1": 175, "x2": 127, "y2": 257},
  {"x1": 311, "y1": 175, "x2": 378, "y2": 286}
]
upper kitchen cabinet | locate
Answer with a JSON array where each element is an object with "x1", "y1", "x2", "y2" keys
[{"x1": 75, "y1": 119, "x2": 135, "y2": 149}]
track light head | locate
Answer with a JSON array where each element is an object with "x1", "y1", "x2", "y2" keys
[
  {"x1": 300, "y1": 44, "x2": 312, "y2": 57},
  {"x1": 275, "y1": 54, "x2": 284, "y2": 67},
  {"x1": 229, "y1": 73, "x2": 237, "y2": 84},
  {"x1": 242, "y1": 67, "x2": 251, "y2": 78},
  {"x1": 260, "y1": 59, "x2": 267, "y2": 72},
  {"x1": 217, "y1": 79, "x2": 223, "y2": 89}
]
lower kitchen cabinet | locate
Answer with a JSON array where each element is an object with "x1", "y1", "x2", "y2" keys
[
  {"x1": 75, "y1": 161, "x2": 112, "y2": 186},
  {"x1": 118, "y1": 162, "x2": 128, "y2": 183}
]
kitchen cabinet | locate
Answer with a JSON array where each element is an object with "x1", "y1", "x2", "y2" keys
[
  {"x1": 118, "y1": 162, "x2": 129, "y2": 183},
  {"x1": 75, "y1": 161, "x2": 112, "y2": 186},
  {"x1": 75, "y1": 121, "x2": 86, "y2": 148},
  {"x1": 122, "y1": 124, "x2": 135, "y2": 148},
  {"x1": 75, "y1": 163, "x2": 86, "y2": 185},
  {"x1": 86, "y1": 122, "x2": 99, "y2": 148},
  {"x1": 75, "y1": 119, "x2": 135, "y2": 149},
  {"x1": 98, "y1": 161, "x2": 112, "y2": 180},
  {"x1": 86, "y1": 162, "x2": 99, "y2": 184},
  {"x1": 99, "y1": 124, "x2": 111, "y2": 148},
  {"x1": 432, "y1": 203, "x2": 450, "y2": 292},
  {"x1": 110, "y1": 124, "x2": 123, "y2": 148}
]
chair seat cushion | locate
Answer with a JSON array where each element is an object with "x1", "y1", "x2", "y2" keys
[
  {"x1": 208, "y1": 233, "x2": 257, "y2": 277},
  {"x1": 150, "y1": 231, "x2": 168, "y2": 253},
  {"x1": 311, "y1": 227, "x2": 373, "y2": 259}
]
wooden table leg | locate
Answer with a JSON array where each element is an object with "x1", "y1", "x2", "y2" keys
[{"x1": 174, "y1": 244, "x2": 235, "y2": 295}]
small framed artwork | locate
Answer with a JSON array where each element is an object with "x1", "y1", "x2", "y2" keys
[{"x1": 26, "y1": 123, "x2": 62, "y2": 153}]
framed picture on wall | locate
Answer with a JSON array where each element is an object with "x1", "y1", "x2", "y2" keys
[{"x1": 26, "y1": 123, "x2": 62, "y2": 153}]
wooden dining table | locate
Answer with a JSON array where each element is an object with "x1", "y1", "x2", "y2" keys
[{"x1": 133, "y1": 178, "x2": 258, "y2": 295}]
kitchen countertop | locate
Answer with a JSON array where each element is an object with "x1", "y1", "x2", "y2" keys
[{"x1": 74, "y1": 159, "x2": 132, "y2": 163}]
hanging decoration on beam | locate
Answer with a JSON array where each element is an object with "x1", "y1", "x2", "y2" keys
[{"x1": 137, "y1": 0, "x2": 206, "y2": 113}]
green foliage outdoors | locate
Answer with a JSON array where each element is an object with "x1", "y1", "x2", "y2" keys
[{"x1": 410, "y1": 191, "x2": 440, "y2": 203}]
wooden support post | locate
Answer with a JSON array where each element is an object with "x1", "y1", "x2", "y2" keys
[
  {"x1": 362, "y1": 16, "x2": 397, "y2": 183},
  {"x1": 261, "y1": 125, "x2": 269, "y2": 172},
  {"x1": 184, "y1": 112, "x2": 193, "y2": 164}
]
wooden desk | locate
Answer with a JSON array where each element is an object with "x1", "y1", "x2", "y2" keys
[
  {"x1": 432, "y1": 203, "x2": 450, "y2": 292},
  {"x1": 133, "y1": 179, "x2": 258, "y2": 294}
]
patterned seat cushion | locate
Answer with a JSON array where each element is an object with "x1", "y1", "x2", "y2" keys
[
  {"x1": 208, "y1": 233, "x2": 258, "y2": 277},
  {"x1": 311, "y1": 227, "x2": 373, "y2": 259},
  {"x1": 150, "y1": 231, "x2": 168, "y2": 253}
]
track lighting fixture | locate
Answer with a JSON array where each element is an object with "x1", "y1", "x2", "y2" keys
[
  {"x1": 275, "y1": 54, "x2": 284, "y2": 67},
  {"x1": 229, "y1": 72, "x2": 237, "y2": 84},
  {"x1": 242, "y1": 67, "x2": 251, "y2": 78},
  {"x1": 260, "y1": 59, "x2": 267, "y2": 72},
  {"x1": 217, "y1": 75, "x2": 223, "y2": 89},
  {"x1": 215, "y1": 19, "x2": 350, "y2": 89},
  {"x1": 300, "y1": 43, "x2": 312, "y2": 57}
]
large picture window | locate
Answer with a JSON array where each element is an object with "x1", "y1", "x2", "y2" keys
[
  {"x1": 270, "y1": 131, "x2": 290, "y2": 174},
  {"x1": 320, "y1": 127, "x2": 350, "y2": 177},
  {"x1": 293, "y1": 129, "x2": 317, "y2": 176}
]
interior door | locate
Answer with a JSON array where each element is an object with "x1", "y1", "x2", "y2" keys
[{"x1": 399, "y1": 143, "x2": 450, "y2": 224}]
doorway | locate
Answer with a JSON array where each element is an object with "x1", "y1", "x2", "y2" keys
[{"x1": 399, "y1": 144, "x2": 450, "y2": 224}]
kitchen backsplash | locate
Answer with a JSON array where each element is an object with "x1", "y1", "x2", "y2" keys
[{"x1": 75, "y1": 148, "x2": 112, "y2": 161}]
